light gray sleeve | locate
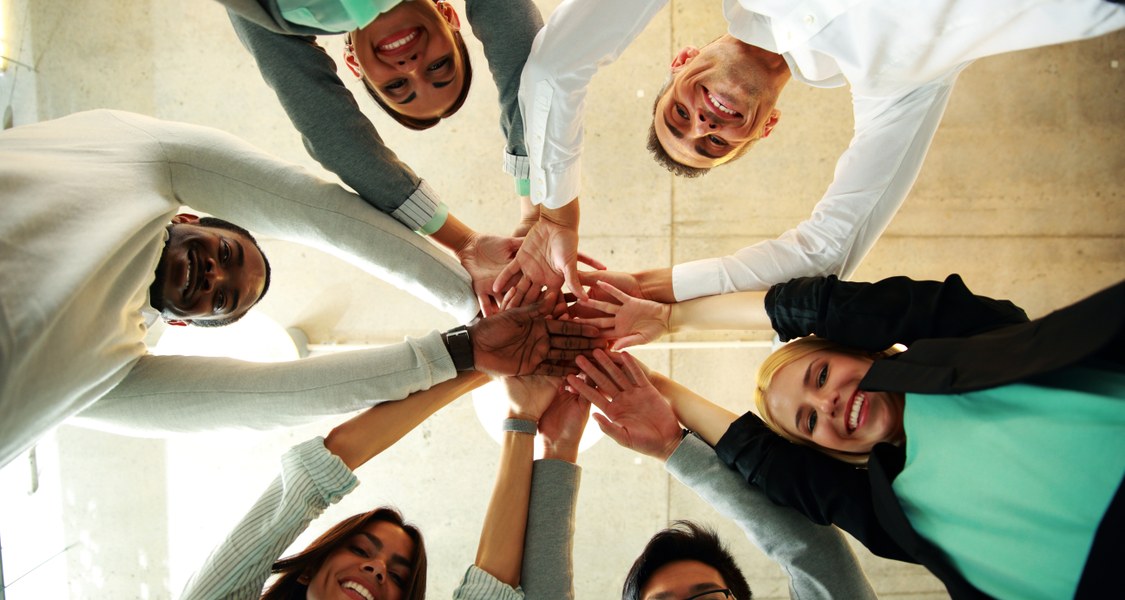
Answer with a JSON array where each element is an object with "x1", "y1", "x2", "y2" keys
[
  {"x1": 78, "y1": 332, "x2": 456, "y2": 434},
  {"x1": 666, "y1": 435, "x2": 877, "y2": 600},
  {"x1": 181, "y1": 438, "x2": 358, "y2": 599},
  {"x1": 452, "y1": 566, "x2": 524, "y2": 600},
  {"x1": 103, "y1": 109, "x2": 477, "y2": 321},
  {"x1": 519, "y1": 459, "x2": 579, "y2": 600}
]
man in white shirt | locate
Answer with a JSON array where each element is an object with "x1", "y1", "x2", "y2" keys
[
  {"x1": 0, "y1": 110, "x2": 598, "y2": 468},
  {"x1": 503, "y1": 0, "x2": 1124, "y2": 306}
]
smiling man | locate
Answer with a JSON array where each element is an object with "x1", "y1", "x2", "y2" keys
[{"x1": 0, "y1": 110, "x2": 598, "y2": 469}]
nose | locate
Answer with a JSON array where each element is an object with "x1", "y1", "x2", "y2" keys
[
  {"x1": 816, "y1": 393, "x2": 837, "y2": 417},
  {"x1": 695, "y1": 110, "x2": 719, "y2": 131},
  {"x1": 362, "y1": 560, "x2": 387, "y2": 583},
  {"x1": 200, "y1": 256, "x2": 225, "y2": 291},
  {"x1": 391, "y1": 53, "x2": 420, "y2": 72}
]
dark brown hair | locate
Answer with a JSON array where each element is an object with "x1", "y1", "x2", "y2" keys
[
  {"x1": 261, "y1": 507, "x2": 427, "y2": 600},
  {"x1": 623, "y1": 521, "x2": 752, "y2": 600}
]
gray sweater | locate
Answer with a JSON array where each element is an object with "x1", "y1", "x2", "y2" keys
[{"x1": 221, "y1": 0, "x2": 541, "y2": 230}]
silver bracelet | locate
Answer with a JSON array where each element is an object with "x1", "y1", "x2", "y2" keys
[{"x1": 501, "y1": 418, "x2": 537, "y2": 435}]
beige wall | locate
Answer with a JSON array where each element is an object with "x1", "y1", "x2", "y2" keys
[{"x1": 1, "y1": 0, "x2": 1121, "y2": 598}]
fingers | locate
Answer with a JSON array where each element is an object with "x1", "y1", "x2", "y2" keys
[
  {"x1": 567, "y1": 374, "x2": 612, "y2": 412},
  {"x1": 592, "y1": 412, "x2": 630, "y2": 448},
  {"x1": 619, "y1": 352, "x2": 650, "y2": 387},
  {"x1": 590, "y1": 349, "x2": 633, "y2": 391},
  {"x1": 478, "y1": 293, "x2": 500, "y2": 317},
  {"x1": 563, "y1": 261, "x2": 589, "y2": 303},
  {"x1": 546, "y1": 348, "x2": 593, "y2": 361},
  {"x1": 534, "y1": 362, "x2": 580, "y2": 377},
  {"x1": 576, "y1": 251, "x2": 607, "y2": 270},
  {"x1": 611, "y1": 333, "x2": 646, "y2": 352},
  {"x1": 575, "y1": 355, "x2": 621, "y2": 398},
  {"x1": 572, "y1": 316, "x2": 615, "y2": 330},
  {"x1": 595, "y1": 280, "x2": 633, "y2": 304},
  {"x1": 577, "y1": 296, "x2": 620, "y2": 316},
  {"x1": 493, "y1": 257, "x2": 522, "y2": 294},
  {"x1": 546, "y1": 319, "x2": 602, "y2": 339}
]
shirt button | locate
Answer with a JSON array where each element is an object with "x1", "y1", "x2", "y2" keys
[{"x1": 803, "y1": 14, "x2": 815, "y2": 25}]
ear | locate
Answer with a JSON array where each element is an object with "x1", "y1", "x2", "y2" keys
[
  {"x1": 343, "y1": 43, "x2": 364, "y2": 80},
  {"x1": 164, "y1": 319, "x2": 190, "y2": 327},
  {"x1": 670, "y1": 46, "x2": 700, "y2": 70},
  {"x1": 759, "y1": 108, "x2": 781, "y2": 139},
  {"x1": 171, "y1": 213, "x2": 199, "y2": 225},
  {"x1": 436, "y1": 0, "x2": 461, "y2": 33}
]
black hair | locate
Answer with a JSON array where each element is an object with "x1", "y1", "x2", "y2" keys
[{"x1": 623, "y1": 521, "x2": 752, "y2": 600}]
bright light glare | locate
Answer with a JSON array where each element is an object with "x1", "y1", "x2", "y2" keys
[{"x1": 472, "y1": 379, "x2": 604, "y2": 457}]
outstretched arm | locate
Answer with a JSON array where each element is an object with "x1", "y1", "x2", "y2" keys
[{"x1": 182, "y1": 371, "x2": 486, "y2": 599}]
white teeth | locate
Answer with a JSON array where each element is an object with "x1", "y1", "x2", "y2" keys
[
  {"x1": 380, "y1": 30, "x2": 418, "y2": 51},
  {"x1": 708, "y1": 92, "x2": 737, "y2": 115},
  {"x1": 343, "y1": 581, "x2": 375, "y2": 600},
  {"x1": 183, "y1": 255, "x2": 192, "y2": 294},
  {"x1": 849, "y1": 393, "x2": 864, "y2": 431}
]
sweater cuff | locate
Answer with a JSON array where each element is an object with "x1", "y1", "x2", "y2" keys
[
  {"x1": 391, "y1": 180, "x2": 444, "y2": 233},
  {"x1": 454, "y1": 565, "x2": 523, "y2": 600},
  {"x1": 504, "y1": 152, "x2": 531, "y2": 180}
]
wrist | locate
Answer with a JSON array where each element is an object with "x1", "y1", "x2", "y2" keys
[
  {"x1": 636, "y1": 268, "x2": 675, "y2": 303},
  {"x1": 540, "y1": 202, "x2": 579, "y2": 229},
  {"x1": 501, "y1": 416, "x2": 538, "y2": 434},
  {"x1": 505, "y1": 410, "x2": 540, "y2": 424},
  {"x1": 657, "y1": 429, "x2": 688, "y2": 462},
  {"x1": 441, "y1": 325, "x2": 475, "y2": 372},
  {"x1": 541, "y1": 438, "x2": 580, "y2": 463},
  {"x1": 431, "y1": 213, "x2": 475, "y2": 255}
]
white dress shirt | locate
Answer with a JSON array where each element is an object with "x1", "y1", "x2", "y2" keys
[
  {"x1": 672, "y1": 0, "x2": 1125, "y2": 300},
  {"x1": 519, "y1": 0, "x2": 668, "y2": 209}
]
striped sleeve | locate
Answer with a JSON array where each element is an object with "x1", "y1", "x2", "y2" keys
[
  {"x1": 180, "y1": 437, "x2": 358, "y2": 599},
  {"x1": 452, "y1": 565, "x2": 524, "y2": 600}
]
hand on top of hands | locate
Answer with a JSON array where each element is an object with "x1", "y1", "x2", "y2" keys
[
  {"x1": 575, "y1": 281, "x2": 671, "y2": 351},
  {"x1": 566, "y1": 350, "x2": 682, "y2": 461}
]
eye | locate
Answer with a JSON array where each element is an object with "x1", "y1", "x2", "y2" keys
[
  {"x1": 213, "y1": 290, "x2": 226, "y2": 312},
  {"x1": 349, "y1": 544, "x2": 369, "y2": 558},
  {"x1": 707, "y1": 134, "x2": 728, "y2": 146},
  {"x1": 816, "y1": 365, "x2": 828, "y2": 387},
  {"x1": 220, "y1": 241, "x2": 231, "y2": 264},
  {"x1": 390, "y1": 572, "x2": 407, "y2": 588},
  {"x1": 427, "y1": 57, "x2": 450, "y2": 72},
  {"x1": 384, "y1": 79, "x2": 406, "y2": 91},
  {"x1": 674, "y1": 103, "x2": 688, "y2": 119},
  {"x1": 807, "y1": 410, "x2": 818, "y2": 434}
]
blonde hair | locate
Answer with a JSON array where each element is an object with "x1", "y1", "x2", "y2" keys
[{"x1": 754, "y1": 337, "x2": 896, "y2": 466}]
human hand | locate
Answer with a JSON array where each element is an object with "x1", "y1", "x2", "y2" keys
[
  {"x1": 501, "y1": 375, "x2": 562, "y2": 422},
  {"x1": 494, "y1": 204, "x2": 603, "y2": 302},
  {"x1": 566, "y1": 350, "x2": 682, "y2": 461},
  {"x1": 537, "y1": 388, "x2": 590, "y2": 463},
  {"x1": 469, "y1": 291, "x2": 603, "y2": 377},
  {"x1": 576, "y1": 281, "x2": 671, "y2": 351},
  {"x1": 454, "y1": 232, "x2": 523, "y2": 316}
]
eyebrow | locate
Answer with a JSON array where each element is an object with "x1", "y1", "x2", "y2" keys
[
  {"x1": 662, "y1": 113, "x2": 684, "y2": 139},
  {"x1": 359, "y1": 532, "x2": 413, "y2": 569},
  {"x1": 395, "y1": 92, "x2": 417, "y2": 105},
  {"x1": 648, "y1": 582, "x2": 726, "y2": 600},
  {"x1": 433, "y1": 78, "x2": 454, "y2": 89},
  {"x1": 235, "y1": 240, "x2": 245, "y2": 267},
  {"x1": 693, "y1": 142, "x2": 725, "y2": 159}
]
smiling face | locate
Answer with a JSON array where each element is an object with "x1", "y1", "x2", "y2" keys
[
  {"x1": 306, "y1": 520, "x2": 416, "y2": 600},
  {"x1": 153, "y1": 215, "x2": 266, "y2": 325},
  {"x1": 653, "y1": 39, "x2": 782, "y2": 170},
  {"x1": 766, "y1": 349, "x2": 905, "y2": 454},
  {"x1": 347, "y1": 0, "x2": 465, "y2": 122},
  {"x1": 640, "y1": 560, "x2": 731, "y2": 600}
]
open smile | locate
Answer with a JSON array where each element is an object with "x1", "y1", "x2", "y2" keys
[
  {"x1": 376, "y1": 27, "x2": 421, "y2": 56},
  {"x1": 702, "y1": 86, "x2": 742, "y2": 119},
  {"x1": 342, "y1": 579, "x2": 375, "y2": 600},
  {"x1": 181, "y1": 247, "x2": 199, "y2": 304},
  {"x1": 845, "y1": 391, "x2": 868, "y2": 434}
]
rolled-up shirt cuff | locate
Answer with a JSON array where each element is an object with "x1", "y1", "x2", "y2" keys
[
  {"x1": 529, "y1": 163, "x2": 580, "y2": 209},
  {"x1": 671, "y1": 259, "x2": 727, "y2": 302},
  {"x1": 286, "y1": 437, "x2": 358, "y2": 504},
  {"x1": 391, "y1": 180, "x2": 443, "y2": 233}
]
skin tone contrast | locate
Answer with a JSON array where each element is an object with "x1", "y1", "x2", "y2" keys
[
  {"x1": 157, "y1": 214, "x2": 267, "y2": 326},
  {"x1": 306, "y1": 520, "x2": 415, "y2": 600},
  {"x1": 766, "y1": 350, "x2": 906, "y2": 453},
  {"x1": 346, "y1": 0, "x2": 464, "y2": 121}
]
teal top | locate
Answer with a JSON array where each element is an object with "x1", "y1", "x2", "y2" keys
[
  {"x1": 892, "y1": 366, "x2": 1125, "y2": 600},
  {"x1": 277, "y1": 0, "x2": 400, "y2": 32}
]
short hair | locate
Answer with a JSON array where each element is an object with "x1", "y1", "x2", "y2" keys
[
  {"x1": 191, "y1": 216, "x2": 272, "y2": 328},
  {"x1": 350, "y1": 30, "x2": 473, "y2": 130},
  {"x1": 646, "y1": 76, "x2": 755, "y2": 178},
  {"x1": 262, "y1": 507, "x2": 427, "y2": 600},
  {"x1": 754, "y1": 336, "x2": 898, "y2": 465},
  {"x1": 623, "y1": 521, "x2": 752, "y2": 600}
]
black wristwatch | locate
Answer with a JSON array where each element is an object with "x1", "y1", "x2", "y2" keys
[{"x1": 441, "y1": 325, "x2": 475, "y2": 372}]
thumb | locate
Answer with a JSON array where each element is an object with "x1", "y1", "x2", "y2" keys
[
  {"x1": 563, "y1": 260, "x2": 588, "y2": 302},
  {"x1": 592, "y1": 412, "x2": 631, "y2": 448},
  {"x1": 612, "y1": 333, "x2": 646, "y2": 352}
]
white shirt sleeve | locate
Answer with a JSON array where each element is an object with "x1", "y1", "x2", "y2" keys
[
  {"x1": 180, "y1": 438, "x2": 358, "y2": 600},
  {"x1": 519, "y1": 0, "x2": 668, "y2": 209},
  {"x1": 672, "y1": 71, "x2": 960, "y2": 300}
]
